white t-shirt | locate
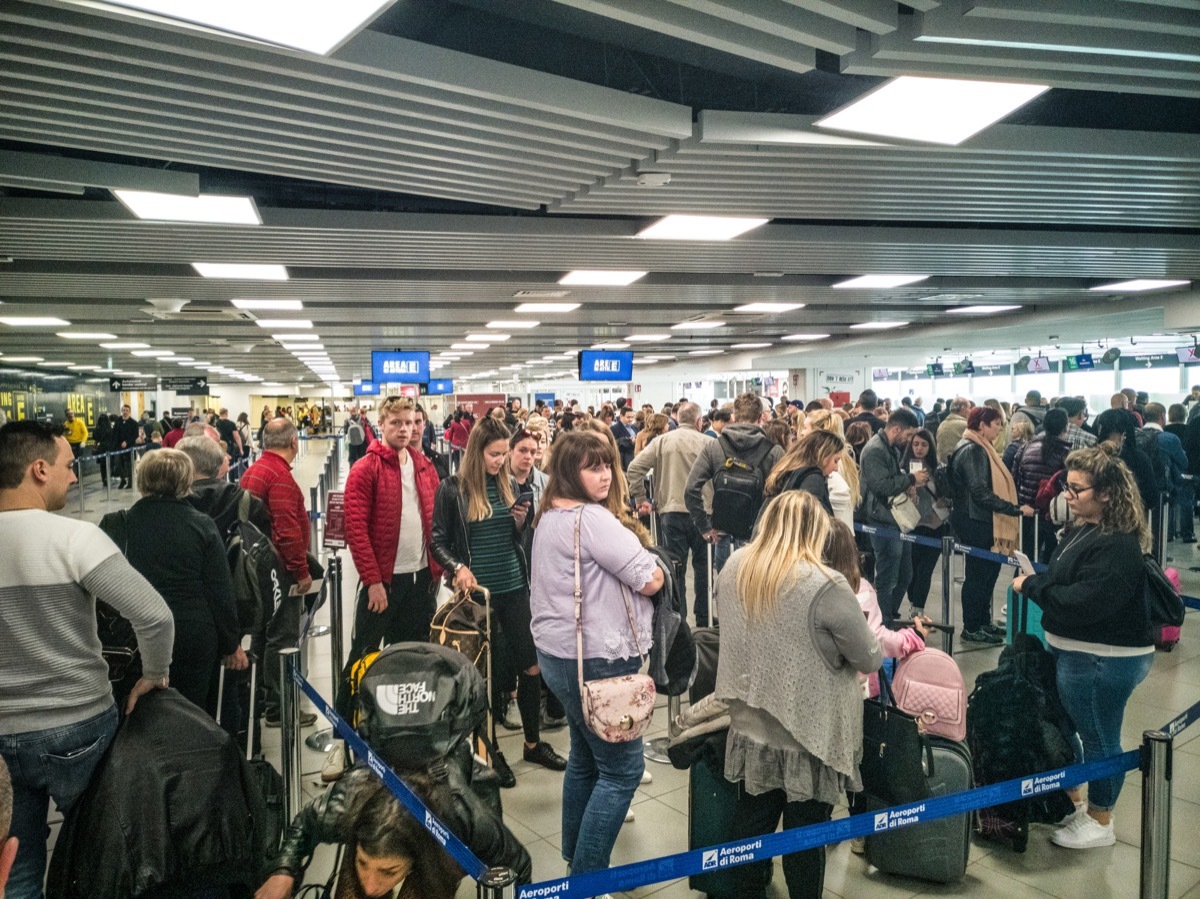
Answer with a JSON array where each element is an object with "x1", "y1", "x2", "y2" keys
[{"x1": 393, "y1": 453, "x2": 427, "y2": 574}]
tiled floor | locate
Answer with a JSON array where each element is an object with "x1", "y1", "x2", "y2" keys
[{"x1": 55, "y1": 446, "x2": 1200, "y2": 898}]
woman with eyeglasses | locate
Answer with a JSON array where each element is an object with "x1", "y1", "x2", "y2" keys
[{"x1": 1012, "y1": 445, "x2": 1153, "y2": 850}]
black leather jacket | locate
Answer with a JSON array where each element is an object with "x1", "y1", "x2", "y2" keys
[
  {"x1": 949, "y1": 438, "x2": 1022, "y2": 526},
  {"x1": 431, "y1": 475, "x2": 528, "y2": 585},
  {"x1": 268, "y1": 763, "x2": 533, "y2": 886}
]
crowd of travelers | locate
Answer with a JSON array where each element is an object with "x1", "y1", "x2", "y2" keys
[{"x1": 0, "y1": 380, "x2": 1196, "y2": 898}]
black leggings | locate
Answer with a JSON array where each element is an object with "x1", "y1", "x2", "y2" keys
[
  {"x1": 482, "y1": 588, "x2": 540, "y2": 745},
  {"x1": 906, "y1": 526, "x2": 942, "y2": 611},
  {"x1": 730, "y1": 786, "x2": 832, "y2": 899}
]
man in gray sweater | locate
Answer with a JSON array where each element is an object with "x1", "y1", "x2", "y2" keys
[
  {"x1": 0, "y1": 421, "x2": 174, "y2": 897},
  {"x1": 630, "y1": 402, "x2": 714, "y2": 624}
]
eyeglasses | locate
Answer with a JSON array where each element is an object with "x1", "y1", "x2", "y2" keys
[{"x1": 1064, "y1": 482, "x2": 1095, "y2": 498}]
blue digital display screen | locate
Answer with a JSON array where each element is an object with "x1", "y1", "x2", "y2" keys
[
  {"x1": 1069, "y1": 353, "x2": 1095, "y2": 370},
  {"x1": 353, "y1": 381, "x2": 380, "y2": 396},
  {"x1": 579, "y1": 350, "x2": 633, "y2": 382},
  {"x1": 925, "y1": 363, "x2": 945, "y2": 377},
  {"x1": 534, "y1": 392, "x2": 556, "y2": 404},
  {"x1": 371, "y1": 351, "x2": 430, "y2": 384},
  {"x1": 423, "y1": 379, "x2": 454, "y2": 395}
]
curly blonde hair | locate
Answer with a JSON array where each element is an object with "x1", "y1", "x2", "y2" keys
[
  {"x1": 1065, "y1": 445, "x2": 1151, "y2": 552},
  {"x1": 803, "y1": 409, "x2": 861, "y2": 506}
]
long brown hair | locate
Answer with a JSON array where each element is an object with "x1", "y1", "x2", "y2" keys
[
  {"x1": 459, "y1": 416, "x2": 514, "y2": 522},
  {"x1": 765, "y1": 430, "x2": 845, "y2": 496},
  {"x1": 822, "y1": 519, "x2": 861, "y2": 594}
]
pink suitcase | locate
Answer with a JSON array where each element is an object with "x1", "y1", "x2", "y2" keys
[{"x1": 892, "y1": 647, "x2": 966, "y2": 743}]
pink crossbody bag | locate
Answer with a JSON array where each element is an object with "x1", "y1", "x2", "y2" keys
[{"x1": 573, "y1": 506, "x2": 656, "y2": 742}]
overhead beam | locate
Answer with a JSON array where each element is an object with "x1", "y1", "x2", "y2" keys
[{"x1": 0, "y1": 149, "x2": 197, "y2": 195}]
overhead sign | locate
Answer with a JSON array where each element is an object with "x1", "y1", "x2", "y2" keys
[
  {"x1": 455, "y1": 393, "x2": 506, "y2": 416},
  {"x1": 952, "y1": 360, "x2": 975, "y2": 375},
  {"x1": 578, "y1": 350, "x2": 633, "y2": 382},
  {"x1": 372, "y1": 350, "x2": 430, "y2": 384},
  {"x1": 1026, "y1": 356, "x2": 1052, "y2": 373},
  {"x1": 422, "y1": 379, "x2": 454, "y2": 395},
  {"x1": 1176, "y1": 346, "x2": 1200, "y2": 365},
  {"x1": 1127, "y1": 353, "x2": 1176, "y2": 369},
  {"x1": 353, "y1": 381, "x2": 380, "y2": 396},
  {"x1": 109, "y1": 376, "x2": 155, "y2": 392},
  {"x1": 925, "y1": 363, "x2": 945, "y2": 377},
  {"x1": 1066, "y1": 353, "x2": 1094, "y2": 371},
  {"x1": 534, "y1": 392, "x2": 556, "y2": 405},
  {"x1": 161, "y1": 376, "x2": 209, "y2": 395}
]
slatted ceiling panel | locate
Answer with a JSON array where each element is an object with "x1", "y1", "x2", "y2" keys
[{"x1": 0, "y1": 2, "x2": 690, "y2": 211}]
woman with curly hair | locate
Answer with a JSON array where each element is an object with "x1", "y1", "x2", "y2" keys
[{"x1": 1012, "y1": 445, "x2": 1153, "y2": 850}]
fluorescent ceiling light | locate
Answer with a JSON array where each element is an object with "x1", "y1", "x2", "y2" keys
[
  {"x1": 850, "y1": 321, "x2": 909, "y2": 330},
  {"x1": 487, "y1": 320, "x2": 540, "y2": 329},
  {"x1": 232, "y1": 298, "x2": 303, "y2": 310},
  {"x1": 782, "y1": 333, "x2": 831, "y2": 341},
  {"x1": 114, "y1": 190, "x2": 261, "y2": 225},
  {"x1": 636, "y1": 215, "x2": 769, "y2": 241},
  {"x1": 672, "y1": 321, "x2": 726, "y2": 330},
  {"x1": 689, "y1": 349, "x2": 724, "y2": 356},
  {"x1": 816, "y1": 76, "x2": 1049, "y2": 146},
  {"x1": 272, "y1": 333, "x2": 320, "y2": 341},
  {"x1": 193, "y1": 263, "x2": 288, "y2": 280},
  {"x1": 0, "y1": 316, "x2": 70, "y2": 326},
  {"x1": 256, "y1": 320, "x2": 313, "y2": 331},
  {"x1": 513, "y1": 302, "x2": 580, "y2": 313},
  {"x1": 67, "y1": 364, "x2": 101, "y2": 371},
  {"x1": 172, "y1": 356, "x2": 194, "y2": 362},
  {"x1": 467, "y1": 333, "x2": 508, "y2": 342},
  {"x1": 446, "y1": 351, "x2": 473, "y2": 357},
  {"x1": 1089, "y1": 279, "x2": 1190, "y2": 292},
  {"x1": 57, "y1": 331, "x2": 117, "y2": 340},
  {"x1": 452, "y1": 343, "x2": 489, "y2": 350},
  {"x1": 100, "y1": 342, "x2": 151, "y2": 350},
  {"x1": 558, "y1": 271, "x2": 647, "y2": 286},
  {"x1": 946, "y1": 305, "x2": 1023, "y2": 315},
  {"x1": 131, "y1": 349, "x2": 175, "y2": 357},
  {"x1": 592, "y1": 342, "x2": 630, "y2": 350},
  {"x1": 37, "y1": 361, "x2": 74, "y2": 367},
  {"x1": 833, "y1": 275, "x2": 928, "y2": 289},
  {"x1": 731, "y1": 342, "x2": 773, "y2": 349},
  {"x1": 733, "y1": 303, "x2": 804, "y2": 314},
  {"x1": 261, "y1": 382, "x2": 284, "y2": 388},
  {"x1": 4, "y1": 356, "x2": 44, "y2": 363},
  {"x1": 625, "y1": 334, "x2": 671, "y2": 342}
]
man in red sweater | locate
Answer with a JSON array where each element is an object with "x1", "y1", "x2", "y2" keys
[
  {"x1": 341, "y1": 397, "x2": 442, "y2": 684},
  {"x1": 241, "y1": 417, "x2": 315, "y2": 726}
]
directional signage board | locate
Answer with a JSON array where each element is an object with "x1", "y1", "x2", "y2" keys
[
  {"x1": 161, "y1": 376, "x2": 210, "y2": 395},
  {"x1": 109, "y1": 376, "x2": 155, "y2": 392},
  {"x1": 371, "y1": 350, "x2": 430, "y2": 384}
]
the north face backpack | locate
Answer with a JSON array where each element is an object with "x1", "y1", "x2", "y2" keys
[
  {"x1": 352, "y1": 642, "x2": 488, "y2": 769},
  {"x1": 225, "y1": 491, "x2": 287, "y2": 634},
  {"x1": 346, "y1": 419, "x2": 365, "y2": 446},
  {"x1": 710, "y1": 436, "x2": 771, "y2": 541}
]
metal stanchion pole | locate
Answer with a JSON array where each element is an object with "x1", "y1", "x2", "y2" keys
[
  {"x1": 477, "y1": 867, "x2": 517, "y2": 899},
  {"x1": 307, "y1": 553, "x2": 344, "y2": 753},
  {"x1": 940, "y1": 535, "x2": 956, "y2": 655},
  {"x1": 1140, "y1": 730, "x2": 1173, "y2": 899},
  {"x1": 647, "y1": 471, "x2": 658, "y2": 546},
  {"x1": 279, "y1": 647, "x2": 303, "y2": 821},
  {"x1": 104, "y1": 453, "x2": 113, "y2": 504},
  {"x1": 644, "y1": 693, "x2": 680, "y2": 764},
  {"x1": 1157, "y1": 493, "x2": 1167, "y2": 567}
]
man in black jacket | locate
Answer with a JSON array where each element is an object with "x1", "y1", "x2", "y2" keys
[
  {"x1": 848, "y1": 389, "x2": 886, "y2": 436},
  {"x1": 1014, "y1": 409, "x2": 1071, "y2": 561},
  {"x1": 178, "y1": 435, "x2": 272, "y2": 537},
  {"x1": 112, "y1": 403, "x2": 142, "y2": 489},
  {"x1": 610, "y1": 405, "x2": 638, "y2": 470}
]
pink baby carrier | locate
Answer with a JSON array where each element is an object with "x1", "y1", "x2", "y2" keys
[{"x1": 892, "y1": 647, "x2": 967, "y2": 742}]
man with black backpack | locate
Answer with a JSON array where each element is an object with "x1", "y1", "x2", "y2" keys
[
  {"x1": 684, "y1": 392, "x2": 784, "y2": 550},
  {"x1": 344, "y1": 407, "x2": 369, "y2": 466}
]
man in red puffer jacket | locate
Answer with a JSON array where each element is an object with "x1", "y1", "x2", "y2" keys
[{"x1": 341, "y1": 397, "x2": 442, "y2": 697}]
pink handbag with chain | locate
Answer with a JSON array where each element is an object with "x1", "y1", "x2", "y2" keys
[{"x1": 572, "y1": 507, "x2": 656, "y2": 743}]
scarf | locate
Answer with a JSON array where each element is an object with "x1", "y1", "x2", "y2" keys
[{"x1": 963, "y1": 428, "x2": 1020, "y2": 555}]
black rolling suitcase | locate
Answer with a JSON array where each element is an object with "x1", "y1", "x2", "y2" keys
[
  {"x1": 863, "y1": 736, "x2": 973, "y2": 883},
  {"x1": 219, "y1": 657, "x2": 286, "y2": 854}
]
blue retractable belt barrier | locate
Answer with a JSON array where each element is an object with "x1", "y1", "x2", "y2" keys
[
  {"x1": 1162, "y1": 697, "x2": 1200, "y2": 740},
  {"x1": 290, "y1": 666, "x2": 489, "y2": 881}
]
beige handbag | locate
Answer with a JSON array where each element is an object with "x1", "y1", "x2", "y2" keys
[{"x1": 572, "y1": 506, "x2": 656, "y2": 743}]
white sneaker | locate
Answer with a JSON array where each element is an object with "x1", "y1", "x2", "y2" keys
[
  {"x1": 1055, "y1": 800, "x2": 1087, "y2": 828},
  {"x1": 641, "y1": 769, "x2": 653, "y2": 785},
  {"x1": 624, "y1": 810, "x2": 635, "y2": 823},
  {"x1": 321, "y1": 741, "x2": 346, "y2": 783},
  {"x1": 1051, "y1": 812, "x2": 1115, "y2": 849}
]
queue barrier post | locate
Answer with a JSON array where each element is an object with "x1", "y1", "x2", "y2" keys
[
  {"x1": 644, "y1": 692, "x2": 680, "y2": 765},
  {"x1": 1140, "y1": 729, "x2": 1173, "y2": 899},
  {"x1": 75, "y1": 457, "x2": 86, "y2": 517},
  {"x1": 307, "y1": 552, "x2": 345, "y2": 753},
  {"x1": 279, "y1": 647, "x2": 303, "y2": 822},
  {"x1": 940, "y1": 535, "x2": 956, "y2": 655},
  {"x1": 477, "y1": 866, "x2": 518, "y2": 899},
  {"x1": 105, "y1": 452, "x2": 113, "y2": 504},
  {"x1": 646, "y1": 471, "x2": 658, "y2": 546}
]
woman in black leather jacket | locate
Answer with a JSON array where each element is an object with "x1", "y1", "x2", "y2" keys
[
  {"x1": 948, "y1": 406, "x2": 1035, "y2": 645},
  {"x1": 431, "y1": 416, "x2": 566, "y2": 777},
  {"x1": 256, "y1": 765, "x2": 532, "y2": 899}
]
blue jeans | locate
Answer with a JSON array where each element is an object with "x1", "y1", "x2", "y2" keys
[
  {"x1": 660, "y1": 512, "x2": 710, "y2": 626},
  {"x1": 1171, "y1": 480, "x2": 1195, "y2": 541},
  {"x1": 1049, "y1": 646, "x2": 1152, "y2": 811},
  {"x1": 537, "y1": 651, "x2": 645, "y2": 874},
  {"x1": 869, "y1": 530, "x2": 912, "y2": 621},
  {"x1": 0, "y1": 704, "x2": 119, "y2": 899}
]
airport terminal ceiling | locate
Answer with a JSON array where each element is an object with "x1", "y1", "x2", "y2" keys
[{"x1": 0, "y1": 0, "x2": 1197, "y2": 390}]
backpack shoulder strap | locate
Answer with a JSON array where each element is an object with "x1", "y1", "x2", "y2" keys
[{"x1": 237, "y1": 489, "x2": 252, "y2": 524}]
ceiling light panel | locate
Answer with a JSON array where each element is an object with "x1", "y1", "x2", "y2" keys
[
  {"x1": 131, "y1": 349, "x2": 175, "y2": 357},
  {"x1": 946, "y1": 305, "x2": 1023, "y2": 314},
  {"x1": 4, "y1": 356, "x2": 44, "y2": 363},
  {"x1": 689, "y1": 349, "x2": 724, "y2": 356},
  {"x1": 625, "y1": 334, "x2": 671, "y2": 342},
  {"x1": 731, "y1": 343, "x2": 773, "y2": 349},
  {"x1": 452, "y1": 343, "x2": 489, "y2": 349},
  {"x1": 850, "y1": 321, "x2": 909, "y2": 330},
  {"x1": 636, "y1": 215, "x2": 769, "y2": 241},
  {"x1": 114, "y1": 190, "x2": 261, "y2": 224},
  {"x1": 193, "y1": 263, "x2": 288, "y2": 280},
  {"x1": 781, "y1": 333, "x2": 831, "y2": 341},
  {"x1": 671, "y1": 321, "x2": 725, "y2": 330},
  {"x1": 558, "y1": 271, "x2": 647, "y2": 286},
  {"x1": 232, "y1": 298, "x2": 304, "y2": 310},
  {"x1": 37, "y1": 361, "x2": 74, "y2": 367},
  {"x1": 733, "y1": 303, "x2": 805, "y2": 314},
  {"x1": 592, "y1": 343, "x2": 630, "y2": 350},
  {"x1": 487, "y1": 321, "x2": 540, "y2": 329},
  {"x1": 466, "y1": 333, "x2": 509, "y2": 342},
  {"x1": 1090, "y1": 280, "x2": 1190, "y2": 292},
  {"x1": 816, "y1": 76, "x2": 1050, "y2": 146},
  {"x1": 57, "y1": 331, "x2": 117, "y2": 340},
  {"x1": 833, "y1": 275, "x2": 929, "y2": 289},
  {"x1": 513, "y1": 302, "x2": 580, "y2": 313},
  {"x1": 273, "y1": 333, "x2": 320, "y2": 341},
  {"x1": 100, "y1": 342, "x2": 150, "y2": 349},
  {"x1": 0, "y1": 317, "x2": 70, "y2": 326},
  {"x1": 254, "y1": 319, "x2": 313, "y2": 329}
]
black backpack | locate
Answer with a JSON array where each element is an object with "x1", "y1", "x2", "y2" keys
[
  {"x1": 710, "y1": 435, "x2": 771, "y2": 541},
  {"x1": 226, "y1": 491, "x2": 287, "y2": 634},
  {"x1": 1134, "y1": 428, "x2": 1169, "y2": 494}
]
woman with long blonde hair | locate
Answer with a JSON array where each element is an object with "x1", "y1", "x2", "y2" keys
[
  {"x1": 1012, "y1": 445, "x2": 1152, "y2": 850},
  {"x1": 633, "y1": 413, "x2": 669, "y2": 455},
  {"x1": 714, "y1": 491, "x2": 881, "y2": 899},
  {"x1": 763, "y1": 430, "x2": 844, "y2": 515},
  {"x1": 801, "y1": 409, "x2": 861, "y2": 527}
]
